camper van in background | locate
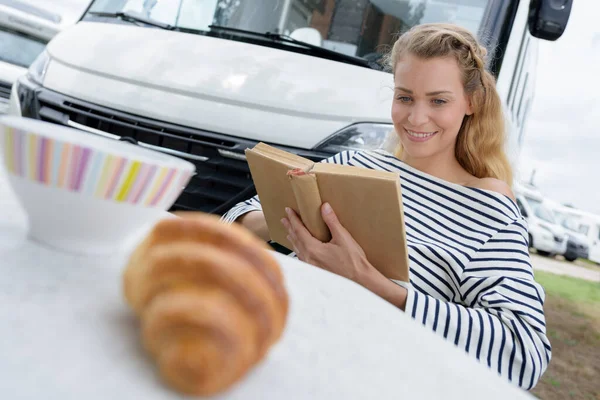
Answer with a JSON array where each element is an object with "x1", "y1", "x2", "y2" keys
[
  {"x1": 549, "y1": 202, "x2": 591, "y2": 262},
  {"x1": 8, "y1": 0, "x2": 572, "y2": 215},
  {"x1": 0, "y1": 0, "x2": 61, "y2": 114},
  {"x1": 514, "y1": 183, "x2": 568, "y2": 257},
  {"x1": 577, "y1": 215, "x2": 600, "y2": 265},
  {"x1": 557, "y1": 207, "x2": 600, "y2": 265}
]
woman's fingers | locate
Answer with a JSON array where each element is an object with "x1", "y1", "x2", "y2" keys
[
  {"x1": 283, "y1": 218, "x2": 304, "y2": 256},
  {"x1": 284, "y1": 208, "x2": 316, "y2": 245},
  {"x1": 282, "y1": 208, "x2": 322, "y2": 263},
  {"x1": 282, "y1": 218, "x2": 296, "y2": 240}
]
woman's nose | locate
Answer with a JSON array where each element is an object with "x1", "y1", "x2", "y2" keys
[{"x1": 407, "y1": 104, "x2": 429, "y2": 127}]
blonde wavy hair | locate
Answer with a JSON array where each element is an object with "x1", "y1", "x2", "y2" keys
[{"x1": 386, "y1": 23, "x2": 513, "y2": 186}]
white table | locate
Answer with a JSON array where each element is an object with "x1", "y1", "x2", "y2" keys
[{"x1": 0, "y1": 165, "x2": 533, "y2": 400}]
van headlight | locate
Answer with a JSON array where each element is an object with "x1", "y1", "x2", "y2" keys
[
  {"x1": 27, "y1": 51, "x2": 51, "y2": 86},
  {"x1": 315, "y1": 123, "x2": 394, "y2": 153}
]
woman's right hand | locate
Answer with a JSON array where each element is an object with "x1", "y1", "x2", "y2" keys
[{"x1": 237, "y1": 211, "x2": 270, "y2": 242}]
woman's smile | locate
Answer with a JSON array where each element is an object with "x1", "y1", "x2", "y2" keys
[{"x1": 404, "y1": 128, "x2": 439, "y2": 142}]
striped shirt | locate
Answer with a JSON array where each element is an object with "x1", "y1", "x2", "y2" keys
[{"x1": 222, "y1": 149, "x2": 550, "y2": 390}]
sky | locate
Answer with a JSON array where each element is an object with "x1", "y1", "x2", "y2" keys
[
  {"x1": 517, "y1": 0, "x2": 600, "y2": 215},
  {"x1": 17, "y1": 0, "x2": 600, "y2": 214}
]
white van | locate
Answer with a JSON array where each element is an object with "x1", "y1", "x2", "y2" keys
[
  {"x1": 558, "y1": 208, "x2": 600, "y2": 265},
  {"x1": 577, "y1": 215, "x2": 600, "y2": 265},
  {"x1": 0, "y1": 0, "x2": 61, "y2": 114},
  {"x1": 514, "y1": 184, "x2": 567, "y2": 257},
  {"x1": 8, "y1": 0, "x2": 572, "y2": 214},
  {"x1": 548, "y1": 202, "x2": 591, "y2": 262}
]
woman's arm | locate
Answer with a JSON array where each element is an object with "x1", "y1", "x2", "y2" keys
[
  {"x1": 220, "y1": 193, "x2": 262, "y2": 222},
  {"x1": 360, "y1": 269, "x2": 409, "y2": 310},
  {"x1": 220, "y1": 194, "x2": 267, "y2": 240},
  {"x1": 237, "y1": 211, "x2": 270, "y2": 242},
  {"x1": 283, "y1": 202, "x2": 549, "y2": 389},
  {"x1": 404, "y1": 220, "x2": 550, "y2": 390}
]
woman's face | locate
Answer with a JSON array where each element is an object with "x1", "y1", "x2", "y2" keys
[{"x1": 391, "y1": 54, "x2": 472, "y2": 161}]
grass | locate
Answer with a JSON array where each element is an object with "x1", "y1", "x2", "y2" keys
[
  {"x1": 534, "y1": 270, "x2": 600, "y2": 305},
  {"x1": 531, "y1": 271, "x2": 600, "y2": 400}
]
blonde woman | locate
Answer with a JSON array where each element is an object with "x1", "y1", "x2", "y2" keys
[{"x1": 222, "y1": 23, "x2": 549, "y2": 390}]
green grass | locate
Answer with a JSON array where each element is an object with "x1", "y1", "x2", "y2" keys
[
  {"x1": 534, "y1": 270, "x2": 600, "y2": 305},
  {"x1": 548, "y1": 377, "x2": 561, "y2": 387}
]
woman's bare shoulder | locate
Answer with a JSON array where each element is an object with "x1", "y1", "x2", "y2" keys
[{"x1": 466, "y1": 177, "x2": 516, "y2": 202}]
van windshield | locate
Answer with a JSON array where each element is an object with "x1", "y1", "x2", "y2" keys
[
  {"x1": 86, "y1": 0, "x2": 492, "y2": 63},
  {"x1": 525, "y1": 197, "x2": 557, "y2": 224},
  {"x1": 561, "y1": 217, "x2": 581, "y2": 232},
  {"x1": 0, "y1": 27, "x2": 47, "y2": 68}
]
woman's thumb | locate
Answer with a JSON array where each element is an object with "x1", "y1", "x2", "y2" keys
[{"x1": 321, "y1": 203, "x2": 343, "y2": 238}]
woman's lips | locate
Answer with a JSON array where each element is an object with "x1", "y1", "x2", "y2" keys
[{"x1": 404, "y1": 128, "x2": 438, "y2": 142}]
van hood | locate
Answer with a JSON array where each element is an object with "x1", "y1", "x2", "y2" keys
[
  {"x1": 543, "y1": 222, "x2": 566, "y2": 238},
  {"x1": 44, "y1": 22, "x2": 394, "y2": 148}
]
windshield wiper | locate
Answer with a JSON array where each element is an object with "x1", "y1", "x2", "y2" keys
[
  {"x1": 205, "y1": 25, "x2": 378, "y2": 70},
  {"x1": 87, "y1": 11, "x2": 172, "y2": 30}
]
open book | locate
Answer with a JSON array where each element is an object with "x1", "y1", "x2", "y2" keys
[{"x1": 245, "y1": 143, "x2": 410, "y2": 282}]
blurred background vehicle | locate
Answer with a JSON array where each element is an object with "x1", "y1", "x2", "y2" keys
[
  {"x1": 515, "y1": 183, "x2": 568, "y2": 257},
  {"x1": 550, "y1": 204, "x2": 590, "y2": 262},
  {"x1": 0, "y1": 0, "x2": 61, "y2": 114},
  {"x1": 558, "y1": 207, "x2": 600, "y2": 265}
]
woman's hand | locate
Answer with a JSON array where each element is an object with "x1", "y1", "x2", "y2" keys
[{"x1": 281, "y1": 203, "x2": 408, "y2": 310}]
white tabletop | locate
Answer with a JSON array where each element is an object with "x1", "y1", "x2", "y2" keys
[{"x1": 0, "y1": 164, "x2": 533, "y2": 400}]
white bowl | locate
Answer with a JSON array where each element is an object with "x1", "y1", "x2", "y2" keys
[{"x1": 0, "y1": 116, "x2": 195, "y2": 255}]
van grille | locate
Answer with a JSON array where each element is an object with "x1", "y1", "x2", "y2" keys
[
  {"x1": 31, "y1": 89, "x2": 329, "y2": 214},
  {"x1": 0, "y1": 81, "x2": 11, "y2": 100}
]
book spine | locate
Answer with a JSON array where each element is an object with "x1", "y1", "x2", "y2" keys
[{"x1": 288, "y1": 173, "x2": 331, "y2": 242}]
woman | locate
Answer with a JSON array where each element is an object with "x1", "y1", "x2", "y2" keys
[{"x1": 222, "y1": 23, "x2": 550, "y2": 390}]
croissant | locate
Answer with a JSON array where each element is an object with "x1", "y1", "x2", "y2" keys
[{"x1": 123, "y1": 212, "x2": 289, "y2": 396}]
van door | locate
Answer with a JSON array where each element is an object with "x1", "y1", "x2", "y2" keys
[{"x1": 589, "y1": 224, "x2": 600, "y2": 264}]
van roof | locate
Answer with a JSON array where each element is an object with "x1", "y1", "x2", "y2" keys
[{"x1": 561, "y1": 208, "x2": 600, "y2": 222}]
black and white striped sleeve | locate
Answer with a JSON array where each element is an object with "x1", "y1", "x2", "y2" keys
[
  {"x1": 220, "y1": 194, "x2": 263, "y2": 224},
  {"x1": 220, "y1": 150, "x2": 358, "y2": 224},
  {"x1": 404, "y1": 219, "x2": 551, "y2": 390}
]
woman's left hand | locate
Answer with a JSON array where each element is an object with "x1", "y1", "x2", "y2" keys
[
  {"x1": 281, "y1": 203, "x2": 377, "y2": 285},
  {"x1": 281, "y1": 203, "x2": 409, "y2": 310}
]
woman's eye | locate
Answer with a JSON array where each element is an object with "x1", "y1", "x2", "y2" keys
[
  {"x1": 396, "y1": 96, "x2": 412, "y2": 103},
  {"x1": 432, "y1": 99, "x2": 447, "y2": 105}
]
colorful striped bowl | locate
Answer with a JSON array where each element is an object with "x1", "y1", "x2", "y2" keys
[{"x1": 0, "y1": 116, "x2": 195, "y2": 255}]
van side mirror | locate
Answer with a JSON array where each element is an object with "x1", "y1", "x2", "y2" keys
[{"x1": 528, "y1": 0, "x2": 573, "y2": 41}]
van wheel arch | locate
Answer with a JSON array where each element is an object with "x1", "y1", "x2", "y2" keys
[{"x1": 528, "y1": 234, "x2": 534, "y2": 249}]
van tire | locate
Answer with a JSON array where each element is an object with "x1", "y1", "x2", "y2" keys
[
  {"x1": 528, "y1": 234, "x2": 534, "y2": 249},
  {"x1": 537, "y1": 250, "x2": 551, "y2": 257}
]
